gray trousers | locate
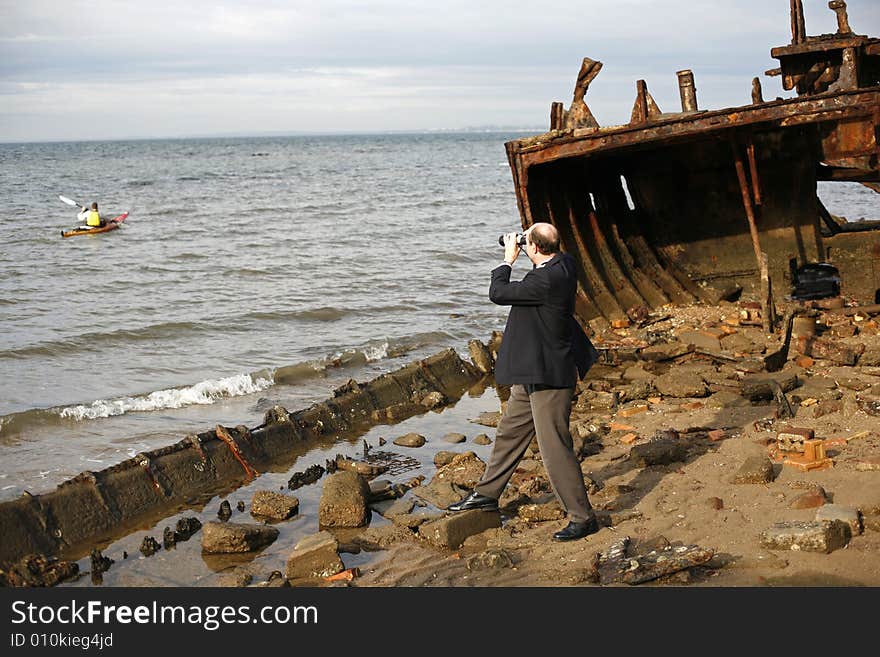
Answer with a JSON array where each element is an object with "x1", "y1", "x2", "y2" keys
[{"x1": 475, "y1": 384, "x2": 593, "y2": 523}]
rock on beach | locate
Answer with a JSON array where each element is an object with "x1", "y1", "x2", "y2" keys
[
  {"x1": 393, "y1": 432, "x2": 427, "y2": 447},
  {"x1": 285, "y1": 531, "x2": 344, "y2": 580},
  {"x1": 251, "y1": 490, "x2": 300, "y2": 520},
  {"x1": 201, "y1": 521, "x2": 279, "y2": 554},
  {"x1": 318, "y1": 471, "x2": 372, "y2": 527}
]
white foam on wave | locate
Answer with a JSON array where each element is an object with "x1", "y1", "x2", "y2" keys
[
  {"x1": 362, "y1": 341, "x2": 390, "y2": 362},
  {"x1": 58, "y1": 373, "x2": 274, "y2": 421},
  {"x1": 321, "y1": 341, "x2": 391, "y2": 369}
]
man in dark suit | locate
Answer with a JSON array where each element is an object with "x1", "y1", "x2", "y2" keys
[{"x1": 448, "y1": 222, "x2": 601, "y2": 541}]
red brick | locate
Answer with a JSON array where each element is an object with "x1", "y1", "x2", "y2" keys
[
  {"x1": 325, "y1": 567, "x2": 360, "y2": 582},
  {"x1": 620, "y1": 433, "x2": 639, "y2": 445},
  {"x1": 783, "y1": 454, "x2": 834, "y2": 472},
  {"x1": 795, "y1": 356, "x2": 815, "y2": 368},
  {"x1": 618, "y1": 404, "x2": 649, "y2": 418},
  {"x1": 609, "y1": 421, "x2": 636, "y2": 431}
]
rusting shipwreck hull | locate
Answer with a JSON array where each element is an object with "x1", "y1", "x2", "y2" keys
[
  {"x1": 505, "y1": 0, "x2": 880, "y2": 325},
  {"x1": 0, "y1": 349, "x2": 482, "y2": 566}
]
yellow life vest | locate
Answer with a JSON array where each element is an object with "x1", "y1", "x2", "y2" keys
[{"x1": 86, "y1": 210, "x2": 101, "y2": 227}]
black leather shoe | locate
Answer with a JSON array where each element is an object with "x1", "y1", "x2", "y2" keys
[
  {"x1": 553, "y1": 517, "x2": 599, "y2": 541},
  {"x1": 447, "y1": 491, "x2": 498, "y2": 512}
]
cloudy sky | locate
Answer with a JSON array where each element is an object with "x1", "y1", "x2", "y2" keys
[{"x1": 1, "y1": 0, "x2": 877, "y2": 142}]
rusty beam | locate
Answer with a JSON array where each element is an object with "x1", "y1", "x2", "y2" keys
[
  {"x1": 550, "y1": 101, "x2": 564, "y2": 131},
  {"x1": 752, "y1": 77, "x2": 764, "y2": 104},
  {"x1": 586, "y1": 209, "x2": 647, "y2": 311},
  {"x1": 747, "y1": 137, "x2": 763, "y2": 206},
  {"x1": 632, "y1": 80, "x2": 649, "y2": 125},
  {"x1": 731, "y1": 134, "x2": 775, "y2": 331},
  {"x1": 817, "y1": 166, "x2": 880, "y2": 181},
  {"x1": 566, "y1": 58, "x2": 602, "y2": 130},
  {"x1": 677, "y1": 70, "x2": 698, "y2": 112},
  {"x1": 505, "y1": 141, "x2": 533, "y2": 228},
  {"x1": 598, "y1": 176, "x2": 671, "y2": 308},
  {"x1": 557, "y1": 194, "x2": 627, "y2": 320},
  {"x1": 771, "y1": 35, "x2": 875, "y2": 58},
  {"x1": 510, "y1": 89, "x2": 879, "y2": 166},
  {"x1": 730, "y1": 137, "x2": 765, "y2": 279},
  {"x1": 829, "y1": 1, "x2": 852, "y2": 35},
  {"x1": 790, "y1": 0, "x2": 806, "y2": 45}
]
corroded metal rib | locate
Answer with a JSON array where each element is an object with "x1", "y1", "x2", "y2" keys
[
  {"x1": 585, "y1": 209, "x2": 648, "y2": 312},
  {"x1": 593, "y1": 175, "x2": 670, "y2": 309},
  {"x1": 619, "y1": 216, "x2": 694, "y2": 305},
  {"x1": 559, "y1": 194, "x2": 627, "y2": 320},
  {"x1": 549, "y1": 188, "x2": 624, "y2": 320}
]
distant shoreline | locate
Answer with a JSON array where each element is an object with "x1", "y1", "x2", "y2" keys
[{"x1": 0, "y1": 127, "x2": 545, "y2": 147}]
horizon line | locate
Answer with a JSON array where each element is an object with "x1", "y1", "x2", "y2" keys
[{"x1": 0, "y1": 126, "x2": 547, "y2": 146}]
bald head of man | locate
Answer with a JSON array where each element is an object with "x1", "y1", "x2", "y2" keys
[{"x1": 527, "y1": 222, "x2": 561, "y2": 255}]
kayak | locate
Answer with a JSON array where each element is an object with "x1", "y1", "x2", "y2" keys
[{"x1": 61, "y1": 212, "x2": 129, "y2": 238}]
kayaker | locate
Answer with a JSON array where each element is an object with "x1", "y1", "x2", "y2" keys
[{"x1": 77, "y1": 202, "x2": 104, "y2": 228}]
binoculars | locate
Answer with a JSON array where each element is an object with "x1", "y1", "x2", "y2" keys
[{"x1": 497, "y1": 233, "x2": 527, "y2": 247}]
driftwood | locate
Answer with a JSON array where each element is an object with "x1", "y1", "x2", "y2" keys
[
  {"x1": 827, "y1": 304, "x2": 880, "y2": 316},
  {"x1": 620, "y1": 545, "x2": 715, "y2": 585},
  {"x1": 595, "y1": 536, "x2": 715, "y2": 585},
  {"x1": 741, "y1": 372, "x2": 799, "y2": 401}
]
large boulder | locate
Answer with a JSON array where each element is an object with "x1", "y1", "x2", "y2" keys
[{"x1": 319, "y1": 471, "x2": 372, "y2": 527}]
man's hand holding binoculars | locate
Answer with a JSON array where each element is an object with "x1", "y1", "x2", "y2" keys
[{"x1": 501, "y1": 232, "x2": 523, "y2": 266}]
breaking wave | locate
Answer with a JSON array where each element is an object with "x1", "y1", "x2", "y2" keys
[
  {"x1": 58, "y1": 373, "x2": 274, "y2": 421},
  {"x1": 272, "y1": 340, "x2": 399, "y2": 384},
  {"x1": 0, "y1": 331, "x2": 451, "y2": 436}
]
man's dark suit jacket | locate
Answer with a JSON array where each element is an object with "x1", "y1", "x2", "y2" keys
[{"x1": 490, "y1": 251, "x2": 598, "y2": 388}]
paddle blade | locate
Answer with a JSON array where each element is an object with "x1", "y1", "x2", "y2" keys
[{"x1": 59, "y1": 195, "x2": 79, "y2": 207}]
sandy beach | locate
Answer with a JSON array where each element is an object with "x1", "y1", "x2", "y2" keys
[
  {"x1": 5, "y1": 298, "x2": 879, "y2": 589},
  {"x1": 350, "y1": 302, "x2": 880, "y2": 587}
]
